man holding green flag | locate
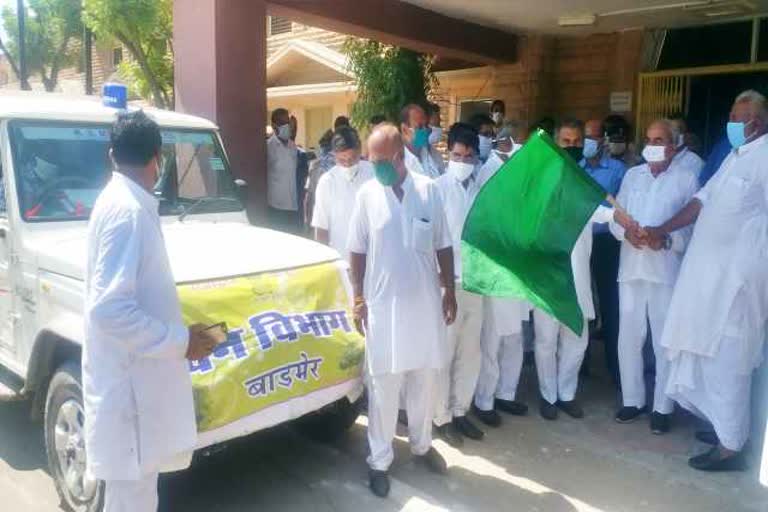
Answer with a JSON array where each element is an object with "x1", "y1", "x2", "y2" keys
[{"x1": 462, "y1": 121, "x2": 636, "y2": 420}]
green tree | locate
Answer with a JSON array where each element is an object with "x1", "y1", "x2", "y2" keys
[
  {"x1": 83, "y1": 0, "x2": 173, "y2": 108},
  {"x1": 0, "y1": 0, "x2": 83, "y2": 92},
  {"x1": 342, "y1": 38, "x2": 437, "y2": 128}
]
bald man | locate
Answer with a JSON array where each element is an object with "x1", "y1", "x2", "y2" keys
[
  {"x1": 610, "y1": 119, "x2": 699, "y2": 435},
  {"x1": 347, "y1": 124, "x2": 457, "y2": 497}
]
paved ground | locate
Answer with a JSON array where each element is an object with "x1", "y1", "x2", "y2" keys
[{"x1": 2, "y1": 355, "x2": 767, "y2": 512}]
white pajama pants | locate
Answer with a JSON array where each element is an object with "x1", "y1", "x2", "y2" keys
[
  {"x1": 367, "y1": 369, "x2": 438, "y2": 471},
  {"x1": 434, "y1": 289, "x2": 484, "y2": 426},
  {"x1": 618, "y1": 281, "x2": 675, "y2": 414},
  {"x1": 533, "y1": 310, "x2": 589, "y2": 404},
  {"x1": 105, "y1": 473, "x2": 159, "y2": 512},
  {"x1": 474, "y1": 330, "x2": 524, "y2": 411}
]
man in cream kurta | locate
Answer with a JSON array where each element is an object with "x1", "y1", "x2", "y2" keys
[
  {"x1": 433, "y1": 123, "x2": 485, "y2": 445},
  {"x1": 609, "y1": 120, "x2": 699, "y2": 434},
  {"x1": 648, "y1": 90, "x2": 768, "y2": 471},
  {"x1": 348, "y1": 124, "x2": 456, "y2": 498},
  {"x1": 84, "y1": 111, "x2": 216, "y2": 511}
]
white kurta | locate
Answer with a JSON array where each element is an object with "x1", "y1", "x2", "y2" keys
[
  {"x1": 404, "y1": 145, "x2": 443, "y2": 179},
  {"x1": 433, "y1": 170, "x2": 484, "y2": 424},
  {"x1": 673, "y1": 147, "x2": 705, "y2": 176},
  {"x1": 610, "y1": 161, "x2": 699, "y2": 414},
  {"x1": 266, "y1": 134, "x2": 298, "y2": 210},
  {"x1": 311, "y1": 161, "x2": 374, "y2": 257},
  {"x1": 84, "y1": 173, "x2": 196, "y2": 481},
  {"x1": 347, "y1": 171, "x2": 452, "y2": 376},
  {"x1": 663, "y1": 134, "x2": 768, "y2": 450}
]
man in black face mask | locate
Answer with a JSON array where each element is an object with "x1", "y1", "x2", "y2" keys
[{"x1": 557, "y1": 118, "x2": 585, "y2": 162}]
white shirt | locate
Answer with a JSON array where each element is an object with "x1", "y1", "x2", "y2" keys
[
  {"x1": 404, "y1": 145, "x2": 443, "y2": 179},
  {"x1": 311, "y1": 161, "x2": 374, "y2": 257},
  {"x1": 610, "y1": 161, "x2": 699, "y2": 285},
  {"x1": 347, "y1": 172, "x2": 452, "y2": 376},
  {"x1": 673, "y1": 147, "x2": 705, "y2": 176},
  {"x1": 267, "y1": 134, "x2": 298, "y2": 210},
  {"x1": 434, "y1": 168, "x2": 481, "y2": 281},
  {"x1": 84, "y1": 173, "x2": 196, "y2": 480},
  {"x1": 571, "y1": 206, "x2": 613, "y2": 321},
  {"x1": 661, "y1": 134, "x2": 768, "y2": 372}
]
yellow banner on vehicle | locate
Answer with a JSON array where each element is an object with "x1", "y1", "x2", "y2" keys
[{"x1": 178, "y1": 261, "x2": 365, "y2": 433}]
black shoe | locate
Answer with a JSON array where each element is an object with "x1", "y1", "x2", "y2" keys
[
  {"x1": 453, "y1": 415, "x2": 484, "y2": 440},
  {"x1": 615, "y1": 406, "x2": 647, "y2": 424},
  {"x1": 556, "y1": 400, "x2": 584, "y2": 419},
  {"x1": 472, "y1": 404, "x2": 502, "y2": 427},
  {"x1": 416, "y1": 447, "x2": 448, "y2": 474},
  {"x1": 495, "y1": 398, "x2": 528, "y2": 416},
  {"x1": 369, "y1": 469, "x2": 390, "y2": 498},
  {"x1": 540, "y1": 399, "x2": 558, "y2": 420},
  {"x1": 650, "y1": 412, "x2": 671, "y2": 435},
  {"x1": 695, "y1": 430, "x2": 719, "y2": 445},
  {"x1": 435, "y1": 422, "x2": 464, "y2": 447},
  {"x1": 688, "y1": 447, "x2": 747, "y2": 472},
  {"x1": 397, "y1": 409, "x2": 408, "y2": 426}
]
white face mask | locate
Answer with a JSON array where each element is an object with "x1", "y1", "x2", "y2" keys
[
  {"x1": 338, "y1": 162, "x2": 359, "y2": 180},
  {"x1": 428, "y1": 127, "x2": 443, "y2": 146},
  {"x1": 448, "y1": 160, "x2": 475, "y2": 182},
  {"x1": 582, "y1": 138, "x2": 600, "y2": 159},
  {"x1": 642, "y1": 144, "x2": 667, "y2": 163},
  {"x1": 277, "y1": 123, "x2": 292, "y2": 141}
]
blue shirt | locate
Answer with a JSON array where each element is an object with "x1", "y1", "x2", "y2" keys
[
  {"x1": 699, "y1": 134, "x2": 731, "y2": 186},
  {"x1": 580, "y1": 155, "x2": 627, "y2": 233}
]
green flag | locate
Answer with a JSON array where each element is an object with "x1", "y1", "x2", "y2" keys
[{"x1": 461, "y1": 130, "x2": 606, "y2": 335}]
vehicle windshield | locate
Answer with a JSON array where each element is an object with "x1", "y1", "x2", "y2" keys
[{"x1": 8, "y1": 120, "x2": 243, "y2": 222}]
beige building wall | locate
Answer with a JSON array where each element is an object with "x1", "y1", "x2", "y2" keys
[{"x1": 267, "y1": 90, "x2": 355, "y2": 149}]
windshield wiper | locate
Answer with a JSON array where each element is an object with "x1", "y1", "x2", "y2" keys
[{"x1": 178, "y1": 197, "x2": 241, "y2": 222}]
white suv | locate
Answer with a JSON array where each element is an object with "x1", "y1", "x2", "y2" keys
[{"x1": 0, "y1": 93, "x2": 363, "y2": 511}]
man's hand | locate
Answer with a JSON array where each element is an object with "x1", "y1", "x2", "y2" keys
[
  {"x1": 643, "y1": 226, "x2": 667, "y2": 251},
  {"x1": 613, "y1": 207, "x2": 639, "y2": 232},
  {"x1": 186, "y1": 323, "x2": 217, "y2": 361},
  {"x1": 442, "y1": 287, "x2": 457, "y2": 326},
  {"x1": 625, "y1": 225, "x2": 646, "y2": 249},
  {"x1": 353, "y1": 298, "x2": 368, "y2": 336}
]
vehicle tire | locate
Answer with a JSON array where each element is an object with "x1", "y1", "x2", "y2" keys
[
  {"x1": 295, "y1": 397, "x2": 361, "y2": 442},
  {"x1": 44, "y1": 361, "x2": 104, "y2": 512}
]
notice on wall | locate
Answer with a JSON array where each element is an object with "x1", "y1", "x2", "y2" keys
[{"x1": 610, "y1": 91, "x2": 632, "y2": 113}]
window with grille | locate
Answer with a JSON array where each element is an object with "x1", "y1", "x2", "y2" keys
[
  {"x1": 112, "y1": 47, "x2": 123, "y2": 67},
  {"x1": 269, "y1": 16, "x2": 292, "y2": 36}
]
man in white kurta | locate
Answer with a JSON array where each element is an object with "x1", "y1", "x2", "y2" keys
[
  {"x1": 347, "y1": 124, "x2": 456, "y2": 498},
  {"x1": 311, "y1": 126, "x2": 373, "y2": 257},
  {"x1": 533, "y1": 120, "x2": 614, "y2": 421},
  {"x1": 432, "y1": 123, "x2": 486, "y2": 446},
  {"x1": 609, "y1": 120, "x2": 699, "y2": 434},
  {"x1": 84, "y1": 111, "x2": 216, "y2": 511},
  {"x1": 471, "y1": 138, "x2": 531, "y2": 427},
  {"x1": 401, "y1": 103, "x2": 444, "y2": 178},
  {"x1": 649, "y1": 90, "x2": 768, "y2": 471}
]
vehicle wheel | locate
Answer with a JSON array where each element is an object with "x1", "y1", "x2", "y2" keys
[
  {"x1": 44, "y1": 361, "x2": 104, "y2": 512},
  {"x1": 296, "y1": 397, "x2": 361, "y2": 442}
]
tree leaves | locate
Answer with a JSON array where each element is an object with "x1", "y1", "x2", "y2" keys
[{"x1": 342, "y1": 38, "x2": 437, "y2": 128}]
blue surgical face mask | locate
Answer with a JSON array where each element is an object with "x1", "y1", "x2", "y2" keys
[
  {"x1": 373, "y1": 160, "x2": 399, "y2": 186},
  {"x1": 478, "y1": 135, "x2": 492, "y2": 160},
  {"x1": 412, "y1": 127, "x2": 430, "y2": 150},
  {"x1": 727, "y1": 120, "x2": 755, "y2": 149},
  {"x1": 582, "y1": 138, "x2": 600, "y2": 159}
]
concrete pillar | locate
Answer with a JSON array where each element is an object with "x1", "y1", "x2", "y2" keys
[{"x1": 174, "y1": 0, "x2": 268, "y2": 222}]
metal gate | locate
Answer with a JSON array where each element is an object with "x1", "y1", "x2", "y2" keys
[{"x1": 635, "y1": 62, "x2": 768, "y2": 144}]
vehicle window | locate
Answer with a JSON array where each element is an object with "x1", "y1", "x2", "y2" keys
[{"x1": 8, "y1": 121, "x2": 242, "y2": 222}]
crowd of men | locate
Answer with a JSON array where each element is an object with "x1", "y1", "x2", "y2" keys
[{"x1": 266, "y1": 90, "x2": 768, "y2": 497}]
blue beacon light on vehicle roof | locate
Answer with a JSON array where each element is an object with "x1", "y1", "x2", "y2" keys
[{"x1": 102, "y1": 83, "x2": 128, "y2": 109}]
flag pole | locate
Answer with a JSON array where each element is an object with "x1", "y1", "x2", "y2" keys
[{"x1": 605, "y1": 194, "x2": 635, "y2": 230}]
